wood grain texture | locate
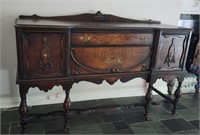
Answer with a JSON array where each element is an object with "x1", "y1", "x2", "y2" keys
[
  {"x1": 18, "y1": 11, "x2": 161, "y2": 24},
  {"x1": 21, "y1": 32, "x2": 67, "y2": 79},
  {"x1": 70, "y1": 47, "x2": 151, "y2": 75},
  {"x1": 156, "y1": 35, "x2": 188, "y2": 70},
  {"x1": 72, "y1": 33, "x2": 153, "y2": 45}
]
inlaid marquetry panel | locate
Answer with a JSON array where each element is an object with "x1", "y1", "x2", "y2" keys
[
  {"x1": 156, "y1": 35, "x2": 188, "y2": 70},
  {"x1": 21, "y1": 32, "x2": 67, "y2": 79}
]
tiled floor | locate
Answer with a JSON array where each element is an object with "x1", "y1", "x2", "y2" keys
[{"x1": 1, "y1": 93, "x2": 199, "y2": 134}]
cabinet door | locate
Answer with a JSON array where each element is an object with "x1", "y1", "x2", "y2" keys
[
  {"x1": 20, "y1": 31, "x2": 67, "y2": 79},
  {"x1": 156, "y1": 34, "x2": 188, "y2": 70}
]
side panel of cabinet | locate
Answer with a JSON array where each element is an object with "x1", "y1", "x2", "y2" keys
[
  {"x1": 156, "y1": 34, "x2": 189, "y2": 71},
  {"x1": 18, "y1": 29, "x2": 68, "y2": 79}
]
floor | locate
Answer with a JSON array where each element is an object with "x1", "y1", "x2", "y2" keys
[{"x1": 1, "y1": 93, "x2": 199, "y2": 134}]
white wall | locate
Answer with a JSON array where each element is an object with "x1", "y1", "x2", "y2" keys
[{"x1": 0, "y1": 0, "x2": 187, "y2": 108}]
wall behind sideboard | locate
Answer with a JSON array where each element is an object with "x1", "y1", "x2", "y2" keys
[{"x1": 0, "y1": 0, "x2": 189, "y2": 108}]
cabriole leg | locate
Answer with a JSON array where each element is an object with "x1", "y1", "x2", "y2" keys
[{"x1": 195, "y1": 76, "x2": 199, "y2": 94}]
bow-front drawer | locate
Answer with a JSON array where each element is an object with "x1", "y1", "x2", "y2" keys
[
  {"x1": 70, "y1": 47, "x2": 151, "y2": 75},
  {"x1": 71, "y1": 32, "x2": 153, "y2": 46}
]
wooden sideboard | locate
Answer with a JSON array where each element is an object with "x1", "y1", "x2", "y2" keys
[{"x1": 15, "y1": 11, "x2": 192, "y2": 131}]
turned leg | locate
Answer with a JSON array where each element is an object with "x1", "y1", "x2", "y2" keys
[
  {"x1": 172, "y1": 80, "x2": 183, "y2": 115},
  {"x1": 195, "y1": 76, "x2": 199, "y2": 94},
  {"x1": 19, "y1": 85, "x2": 29, "y2": 130},
  {"x1": 63, "y1": 91, "x2": 71, "y2": 132},
  {"x1": 167, "y1": 78, "x2": 175, "y2": 95},
  {"x1": 144, "y1": 82, "x2": 153, "y2": 121}
]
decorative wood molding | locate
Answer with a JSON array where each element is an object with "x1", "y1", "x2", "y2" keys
[
  {"x1": 60, "y1": 34, "x2": 65, "y2": 73},
  {"x1": 158, "y1": 35, "x2": 188, "y2": 70},
  {"x1": 164, "y1": 38, "x2": 176, "y2": 67},
  {"x1": 19, "y1": 82, "x2": 73, "y2": 93},
  {"x1": 22, "y1": 33, "x2": 30, "y2": 76},
  {"x1": 179, "y1": 36, "x2": 188, "y2": 68},
  {"x1": 19, "y1": 11, "x2": 161, "y2": 24}
]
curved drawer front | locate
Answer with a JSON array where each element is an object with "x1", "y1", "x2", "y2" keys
[
  {"x1": 70, "y1": 47, "x2": 151, "y2": 75},
  {"x1": 72, "y1": 33, "x2": 153, "y2": 46}
]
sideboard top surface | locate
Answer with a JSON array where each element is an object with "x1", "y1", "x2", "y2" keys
[{"x1": 15, "y1": 18, "x2": 190, "y2": 30}]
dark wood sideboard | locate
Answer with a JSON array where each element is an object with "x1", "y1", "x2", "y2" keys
[{"x1": 15, "y1": 11, "x2": 192, "y2": 131}]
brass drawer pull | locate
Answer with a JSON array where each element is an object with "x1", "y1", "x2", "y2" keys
[
  {"x1": 79, "y1": 36, "x2": 92, "y2": 41},
  {"x1": 139, "y1": 36, "x2": 147, "y2": 41}
]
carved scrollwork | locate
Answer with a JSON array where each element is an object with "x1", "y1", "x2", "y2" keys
[
  {"x1": 72, "y1": 67, "x2": 82, "y2": 75},
  {"x1": 39, "y1": 37, "x2": 54, "y2": 72},
  {"x1": 60, "y1": 35, "x2": 65, "y2": 72},
  {"x1": 107, "y1": 68, "x2": 120, "y2": 73},
  {"x1": 22, "y1": 33, "x2": 30, "y2": 74},
  {"x1": 179, "y1": 36, "x2": 187, "y2": 68},
  {"x1": 141, "y1": 64, "x2": 149, "y2": 71},
  {"x1": 161, "y1": 35, "x2": 187, "y2": 70},
  {"x1": 164, "y1": 38, "x2": 176, "y2": 67},
  {"x1": 24, "y1": 83, "x2": 73, "y2": 93},
  {"x1": 104, "y1": 77, "x2": 119, "y2": 85},
  {"x1": 93, "y1": 11, "x2": 105, "y2": 22}
]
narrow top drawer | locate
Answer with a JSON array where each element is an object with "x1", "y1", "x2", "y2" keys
[{"x1": 71, "y1": 33, "x2": 153, "y2": 46}]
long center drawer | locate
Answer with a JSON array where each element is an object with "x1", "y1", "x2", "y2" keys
[{"x1": 72, "y1": 32, "x2": 153, "y2": 46}]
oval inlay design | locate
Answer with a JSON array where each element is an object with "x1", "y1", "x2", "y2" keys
[{"x1": 39, "y1": 37, "x2": 54, "y2": 72}]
